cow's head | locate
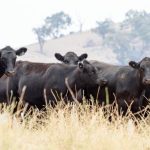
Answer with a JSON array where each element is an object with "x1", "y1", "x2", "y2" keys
[
  {"x1": 0, "y1": 46, "x2": 27, "y2": 76},
  {"x1": 55, "y1": 52, "x2": 88, "y2": 65},
  {"x1": 129, "y1": 57, "x2": 150, "y2": 85},
  {"x1": 78, "y1": 60, "x2": 107, "y2": 86}
]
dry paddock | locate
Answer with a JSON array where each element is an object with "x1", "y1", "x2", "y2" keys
[{"x1": 0, "y1": 102, "x2": 150, "y2": 150}]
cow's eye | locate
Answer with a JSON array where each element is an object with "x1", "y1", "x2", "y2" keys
[
  {"x1": 91, "y1": 70, "x2": 95, "y2": 74},
  {"x1": 1, "y1": 57, "x2": 6, "y2": 62},
  {"x1": 75, "y1": 61, "x2": 78, "y2": 64},
  {"x1": 64, "y1": 60, "x2": 69, "y2": 64},
  {"x1": 140, "y1": 67, "x2": 144, "y2": 72}
]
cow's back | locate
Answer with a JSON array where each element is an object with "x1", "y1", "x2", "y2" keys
[
  {"x1": 8, "y1": 61, "x2": 51, "y2": 106},
  {"x1": 90, "y1": 60, "x2": 121, "y2": 87}
]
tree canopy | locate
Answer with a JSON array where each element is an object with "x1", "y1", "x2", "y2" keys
[
  {"x1": 33, "y1": 11, "x2": 72, "y2": 52},
  {"x1": 94, "y1": 10, "x2": 150, "y2": 64}
]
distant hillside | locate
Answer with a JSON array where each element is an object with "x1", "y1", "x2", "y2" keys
[
  {"x1": 18, "y1": 31, "x2": 117, "y2": 64},
  {"x1": 18, "y1": 10, "x2": 150, "y2": 65}
]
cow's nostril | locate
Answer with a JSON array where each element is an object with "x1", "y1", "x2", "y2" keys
[
  {"x1": 5, "y1": 71, "x2": 15, "y2": 76},
  {"x1": 144, "y1": 79, "x2": 150, "y2": 84},
  {"x1": 102, "y1": 79, "x2": 107, "y2": 84},
  {"x1": 99, "y1": 79, "x2": 107, "y2": 85},
  {"x1": 8, "y1": 71, "x2": 15, "y2": 74}
]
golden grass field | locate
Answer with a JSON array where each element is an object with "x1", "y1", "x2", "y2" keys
[{"x1": 0, "y1": 101, "x2": 150, "y2": 150}]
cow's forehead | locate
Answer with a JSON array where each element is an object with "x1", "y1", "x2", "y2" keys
[
  {"x1": 65, "y1": 52, "x2": 78, "y2": 60},
  {"x1": 65, "y1": 52, "x2": 77, "y2": 56},
  {"x1": 1, "y1": 46, "x2": 14, "y2": 51},
  {"x1": 1, "y1": 49, "x2": 16, "y2": 57},
  {"x1": 1, "y1": 46, "x2": 16, "y2": 54},
  {"x1": 140, "y1": 59, "x2": 150, "y2": 67},
  {"x1": 141, "y1": 57, "x2": 150, "y2": 62}
]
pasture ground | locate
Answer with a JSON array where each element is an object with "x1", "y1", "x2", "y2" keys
[{"x1": 0, "y1": 102, "x2": 150, "y2": 150}]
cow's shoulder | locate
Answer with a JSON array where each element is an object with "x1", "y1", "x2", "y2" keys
[{"x1": 15, "y1": 61, "x2": 51, "y2": 75}]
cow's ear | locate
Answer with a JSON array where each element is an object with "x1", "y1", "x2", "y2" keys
[
  {"x1": 55, "y1": 53, "x2": 64, "y2": 62},
  {"x1": 78, "y1": 53, "x2": 88, "y2": 61},
  {"x1": 129, "y1": 61, "x2": 139, "y2": 69},
  {"x1": 16, "y1": 47, "x2": 27, "y2": 56}
]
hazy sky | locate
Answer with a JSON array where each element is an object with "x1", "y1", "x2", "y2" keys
[{"x1": 0, "y1": 0, "x2": 149, "y2": 48}]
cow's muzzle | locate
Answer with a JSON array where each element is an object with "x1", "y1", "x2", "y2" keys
[
  {"x1": 143, "y1": 78, "x2": 150, "y2": 85},
  {"x1": 98, "y1": 78, "x2": 107, "y2": 86},
  {"x1": 5, "y1": 70, "x2": 15, "y2": 76}
]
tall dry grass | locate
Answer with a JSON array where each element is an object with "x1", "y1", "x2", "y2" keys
[{"x1": 0, "y1": 102, "x2": 149, "y2": 150}]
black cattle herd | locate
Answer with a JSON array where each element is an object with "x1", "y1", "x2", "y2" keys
[{"x1": 0, "y1": 45, "x2": 150, "y2": 114}]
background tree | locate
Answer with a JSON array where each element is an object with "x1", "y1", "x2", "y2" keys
[
  {"x1": 94, "y1": 19, "x2": 115, "y2": 38},
  {"x1": 94, "y1": 10, "x2": 150, "y2": 64},
  {"x1": 124, "y1": 10, "x2": 150, "y2": 46},
  {"x1": 44, "y1": 11, "x2": 72, "y2": 38},
  {"x1": 33, "y1": 11, "x2": 72, "y2": 53},
  {"x1": 76, "y1": 16, "x2": 83, "y2": 33},
  {"x1": 33, "y1": 27, "x2": 46, "y2": 53}
]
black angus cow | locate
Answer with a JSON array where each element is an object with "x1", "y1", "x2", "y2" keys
[
  {"x1": 55, "y1": 52, "x2": 107, "y2": 101},
  {"x1": 85, "y1": 61, "x2": 121, "y2": 104},
  {"x1": 89, "y1": 57, "x2": 150, "y2": 113},
  {"x1": 55, "y1": 51, "x2": 90, "y2": 100},
  {"x1": 0, "y1": 46, "x2": 27, "y2": 103},
  {"x1": 8, "y1": 60, "x2": 106, "y2": 109},
  {"x1": 0, "y1": 46, "x2": 27, "y2": 77},
  {"x1": 55, "y1": 52, "x2": 88, "y2": 65}
]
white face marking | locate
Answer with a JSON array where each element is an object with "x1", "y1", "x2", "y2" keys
[{"x1": 120, "y1": 73, "x2": 126, "y2": 79}]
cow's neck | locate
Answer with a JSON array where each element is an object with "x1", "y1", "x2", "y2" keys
[
  {"x1": 134, "y1": 69, "x2": 144, "y2": 95},
  {"x1": 0, "y1": 60, "x2": 5, "y2": 77},
  {"x1": 68, "y1": 69, "x2": 86, "y2": 90}
]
